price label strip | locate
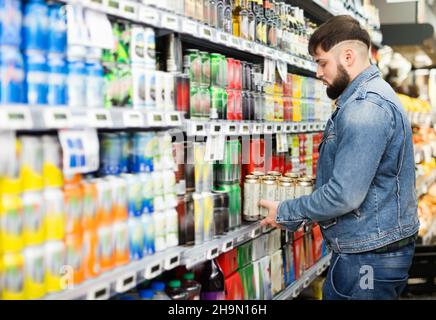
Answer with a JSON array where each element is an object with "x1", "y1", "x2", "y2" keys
[
  {"x1": 166, "y1": 112, "x2": 182, "y2": 126},
  {"x1": 161, "y1": 13, "x2": 179, "y2": 31},
  {"x1": 147, "y1": 111, "x2": 164, "y2": 127},
  {"x1": 199, "y1": 25, "x2": 213, "y2": 41},
  {"x1": 139, "y1": 6, "x2": 160, "y2": 27},
  {"x1": 206, "y1": 246, "x2": 220, "y2": 260},
  {"x1": 144, "y1": 261, "x2": 163, "y2": 280},
  {"x1": 217, "y1": 31, "x2": 229, "y2": 45},
  {"x1": 164, "y1": 253, "x2": 181, "y2": 270},
  {"x1": 250, "y1": 225, "x2": 262, "y2": 239},
  {"x1": 115, "y1": 271, "x2": 137, "y2": 293},
  {"x1": 120, "y1": 1, "x2": 138, "y2": 20},
  {"x1": 222, "y1": 240, "x2": 234, "y2": 253},
  {"x1": 182, "y1": 18, "x2": 199, "y2": 36},
  {"x1": 43, "y1": 108, "x2": 72, "y2": 129},
  {"x1": 0, "y1": 107, "x2": 33, "y2": 130},
  {"x1": 86, "y1": 284, "x2": 111, "y2": 300},
  {"x1": 284, "y1": 125, "x2": 292, "y2": 133},
  {"x1": 88, "y1": 109, "x2": 113, "y2": 128},
  {"x1": 225, "y1": 123, "x2": 238, "y2": 135},
  {"x1": 123, "y1": 110, "x2": 144, "y2": 127}
]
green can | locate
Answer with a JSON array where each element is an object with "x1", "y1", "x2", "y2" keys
[
  {"x1": 210, "y1": 54, "x2": 222, "y2": 87},
  {"x1": 190, "y1": 85, "x2": 201, "y2": 119},
  {"x1": 199, "y1": 51, "x2": 210, "y2": 86},
  {"x1": 199, "y1": 86, "x2": 211, "y2": 119},
  {"x1": 213, "y1": 183, "x2": 241, "y2": 230},
  {"x1": 210, "y1": 86, "x2": 222, "y2": 120},
  {"x1": 185, "y1": 49, "x2": 201, "y2": 85}
]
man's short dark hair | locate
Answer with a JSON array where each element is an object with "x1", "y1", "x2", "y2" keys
[{"x1": 308, "y1": 15, "x2": 371, "y2": 56}]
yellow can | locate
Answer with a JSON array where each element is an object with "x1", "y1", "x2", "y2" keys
[
  {"x1": 44, "y1": 241, "x2": 65, "y2": 293},
  {"x1": 22, "y1": 191, "x2": 46, "y2": 246},
  {"x1": 42, "y1": 135, "x2": 64, "y2": 188},
  {"x1": 24, "y1": 246, "x2": 46, "y2": 299},
  {"x1": 1, "y1": 252, "x2": 25, "y2": 300},
  {"x1": 43, "y1": 188, "x2": 65, "y2": 241},
  {"x1": 19, "y1": 136, "x2": 44, "y2": 192},
  {"x1": 0, "y1": 178, "x2": 24, "y2": 253}
]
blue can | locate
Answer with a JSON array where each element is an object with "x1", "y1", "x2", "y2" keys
[
  {"x1": 119, "y1": 132, "x2": 130, "y2": 174},
  {"x1": 142, "y1": 212, "x2": 155, "y2": 256},
  {"x1": 47, "y1": 55, "x2": 67, "y2": 106},
  {"x1": 67, "y1": 58, "x2": 86, "y2": 107},
  {"x1": 99, "y1": 132, "x2": 122, "y2": 176},
  {"x1": 0, "y1": 0, "x2": 22, "y2": 47},
  {"x1": 130, "y1": 132, "x2": 154, "y2": 173},
  {"x1": 0, "y1": 46, "x2": 25, "y2": 103},
  {"x1": 128, "y1": 216, "x2": 144, "y2": 260},
  {"x1": 48, "y1": 4, "x2": 66, "y2": 55},
  {"x1": 24, "y1": 51, "x2": 48, "y2": 105},
  {"x1": 22, "y1": 0, "x2": 49, "y2": 52},
  {"x1": 86, "y1": 60, "x2": 104, "y2": 108}
]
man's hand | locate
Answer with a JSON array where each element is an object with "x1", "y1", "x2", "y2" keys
[{"x1": 259, "y1": 199, "x2": 284, "y2": 229}]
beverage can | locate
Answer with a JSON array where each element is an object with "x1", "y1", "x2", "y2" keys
[
  {"x1": 243, "y1": 175, "x2": 260, "y2": 221},
  {"x1": 164, "y1": 72, "x2": 175, "y2": 111},
  {"x1": 1, "y1": 252, "x2": 25, "y2": 300},
  {"x1": 0, "y1": 182, "x2": 24, "y2": 253},
  {"x1": 141, "y1": 212, "x2": 155, "y2": 256},
  {"x1": 65, "y1": 232, "x2": 85, "y2": 285},
  {"x1": 140, "y1": 172, "x2": 155, "y2": 214},
  {"x1": 113, "y1": 220, "x2": 130, "y2": 266},
  {"x1": 144, "y1": 69, "x2": 156, "y2": 108},
  {"x1": 119, "y1": 132, "x2": 130, "y2": 174},
  {"x1": 44, "y1": 241, "x2": 65, "y2": 293},
  {"x1": 130, "y1": 25, "x2": 146, "y2": 64},
  {"x1": 64, "y1": 183, "x2": 83, "y2": 235},
  {"x1": 47, "y1": 3, "x2": 67, "y2": 54},
  {"x1": 43, "y1": 187, "x2": 64, "y2": 241},
  {"x1": 144, "y1": 27, "x2": 156, "y2": 69},
  {"x1": 0, "y1": 46, "x2": 25, "y2": 103},
  {"x1": 67, "y1": 58, "x2": 86, "y2": 107},
  {"x1": 24, "y1": 245, "x2": 46, "y2": 299},
  {"x1": 199, "y1": 51, "x2": 210, "y2": 86},
  {"x1": 19, "y1": 135, "x2": 43, "y2": 191},
  {"x1": 22, "y1": 0, "x2": 49, "y2": 51},
  {"x1": 123, "y1": 173, "x2": 142, "y2": 218},
  {"x1": 130, "y1": 132, "x2": 154, "y2": 173},
  {"x1": 0, "y1": 0, "x2": 22, "y2": 47},
  {"x1": 165, "y1": 208, "x2": 179, "y2": 248},
  {"x1": 22, "y1": 191, "x2": 45, "y2": 246},
  {"x1": 193, "y1": 193, "x2": 203, "y2": 245},
  {"x1": 202, "y1": 193, "x2": 214, "y2": 242},
  {"x1": 175, "y1": 73, "x2": 190, "y2": 114},
  {"x1": 109, "y1": 175, "x2": 128, "y2": 221},
  {"x1": 42, "y1": 135, "x2": 63, "y2": 188},
  {"x1": 86, "y1": 59, "x2": 104, "y2": 108},
  {"x1": 189, "y1": 84, "x2": 201, "y2": 118},
  {"x1": 97, "y1": 225, "x2": 114, "y2": 273},
  {"x1": 260, "y1": 178, "x2": 277, "y2": 218},
  {"x1": 128, "y1": 216, "x2": 144, "y2": 260},
  {"x1": 99, "y1": 133, "x2": 121, "y2": 176},
  {"x1": 226, "y1": 58, "x2": 234, "y2": 89},
  {"x1": 24, "y1": 51, "x2": 48, "y2": 105},
  {"x1": 81, "y1": 179, "x2": 98, "y2": 230},
  {"x1": 96, "y1": 177, "x2": 113, "y2": 226}
]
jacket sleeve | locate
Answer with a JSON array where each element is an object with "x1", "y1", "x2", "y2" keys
[{"x1": 276, "y1": 100, "x2": 393, "y2": 228}]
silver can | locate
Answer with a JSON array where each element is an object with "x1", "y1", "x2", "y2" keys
[
  {"x1": 285, "y1": 172, "x2": 300, "y2": 180},
  {"x1": 297, "y1": 178, "x2": 313, "y2": 197},
  {"x1": 278, "y1": 177, "x2": 294, "y2": 202},
  {"x1": 260, "y1": 177, "x2": 277, "y2": 218},
  {"x1": 243, "y1": 175, "x2": 261, "y2": 222},
  {"x1": 267, "y1": 171, "x2": 282, "y2": 178},
  {"x1": 251, "y1": 171, "x2": 265, "y2": 179}
]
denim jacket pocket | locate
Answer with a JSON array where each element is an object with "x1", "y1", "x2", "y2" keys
[{"x1": 320, "y1": 218, "x2": 338, "y2": 230}]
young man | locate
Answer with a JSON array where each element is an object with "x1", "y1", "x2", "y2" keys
[{"x1": 259, "y1": 15, "x2": 419, "y2": 300}]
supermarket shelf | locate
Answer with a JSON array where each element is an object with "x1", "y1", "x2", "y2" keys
[
  {"x1": 181, "y1": 222, "x2": 271, "y2": 269},
  {"x1": 44, "y1": 247, "x2": 185, "y2": 300},
  {"x1": 273, "y1": 252, "x2": 332, "y2": 300},
  {"x1": 0, "y1": 106, "x2": 184, "y2": 131},
  {"x1": 185, "y1": 120, "x2": 327, "y2": 136},
  {"x1": 417, "y1": 171, "x2": 436, "y2": 198},
  {"x1": 62, "y1": 0, "x2": 317, "y2": 73}
]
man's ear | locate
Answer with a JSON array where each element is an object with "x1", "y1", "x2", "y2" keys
[{"x1": 343, "y1": 48, "x2": 355, "y2": 67}]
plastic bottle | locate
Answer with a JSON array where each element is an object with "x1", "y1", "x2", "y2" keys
[
  {"x1": 181, "y1": 272, "x2": 202, "y2": 300},
  {"x1": 139, "y1": 289, "x2": 154, "y2": 300},
  {"x1": 150, "y1": 281, "x2": 171, "y2": 300},
  {"x1": 166, "y1": 280, "x2": 189, "y2": 300}
]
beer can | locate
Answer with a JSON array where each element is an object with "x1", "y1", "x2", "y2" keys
[
  {"x1": 210, "y1": 86, "x2": 222, "y2": 120},
  {"x1": 1, "y1": 252, "x2": 25, "y2": 300},
  {"x1": 199, "y1": 86, "x2": 211, "y2": 119},
  {"x1": 164, "y1": 72, "x2": 175, "y2": 111},
  {"x1": 212, "y1": 191, "x2": 229, "y2": 236},
  {"x1": 185, "y1": 49, "x2": 201, "y2": 85},
  {"x1": 42, "y1": 135, "x2": 63, "y2": 188},
  {"x1": 210, "y1": 53, "x2": 223, "y2": 87},
  {"x1": 97, "y1": 225, "x2": 114, "y2": 272},
  {"x1": 243, "y1": 175, "x2": 260, "y2": 222},
  {"x1": 176, "y1": 194, "x2": 195, "y2": 246},
  {"x1": 19, "y1": 136, "x2": 43, "y2": 191},
  {"x1": 175, "y1": 73, "x2": 190, "y2": 114},
  {"x1": 144, "y1": 69, "x2": 156, "y2": 109},
  {"x1": 193, "y1": 193, "x2": 204, "y2": 245},
  {"x1": 234, "y1": 59, "x2": 242, "y2": 90},
  {"x1": 202, "y1": 193, "x2": 214, "y2": 242},
  {"x1": 139, "y1": 172, "x2": 154, "y2": 214},
  {"x1": 109, "y1": 176, "x2": 128, "y2": 221},
  {"x1": 234, "y1": 90, "x2": 242, "y2": 120},
  {"x1": 24, "y1": 245, "x2": 46, "y2": 299},
  {"x1": 298, "y1": 178, "x2": 314, "y2": 196},
  {"x1": 96, "y1": 178, "x2": 113, "y2": 226},
  {"x1": 153, "y1": 211, "x2": 167, "y2": 252},
  {"x1": 226, "y1": 88, "x2": 235, "y2": 120},
  {"x1": 231, "y1": 183, "x2": 241, "y2": 229},
  {"x1": 130, "y1": 132, "x2": 154, "y2": 173},
  {"x1": 172, "y1": 142, "x2": 187, "y2": 195},
  {"x1": 99, "y1": 133, "x2": 121, "y2": 176},
  {"x1": 0, "y1": 186, "x2": 24, "y2": 253},
  {"x1": 151, "y1": 170, "x2": 164, "y2": 197},
  {"x1": 190, "y1": 84, "x2": 201, "y2": 118},
  {"x1": 165, "y1": 208, "x2": 179, "y2": 248},
  {"x1": 44, "y1": 241, "x2": 65, "y2": 293},
  {"x1": 64, "y1": 183, "x2": 83, "y2": 235},
  {"x1": 119, "y1": 132, "x2": 130, "y2": 174},
  {"x1": 278, "y1": 177, "x2": 294, "y2": 202},
  {"x1": 64, "y1": 232, "x2": 85, "y2": 285},
  {"x1": 22, "y1": 192, "x2": 45, "y2": 246},
  {"x1": 81, "y1": 180, "x2": 98, "y2": 231},
  {"x1": 113, "y1": 221, "x2": 130, "y2": 266},
  {"x1": 199, "y1": 51, "x2": 210, "y2": 86},
  {"x1": 123, "y1": 174, "x2": 142, "y2": 218},
  {"x1": 226, "y1": 58, "x2": 235, "y2": 89},
  {"x1": 267, "y1": 171, "x2": 282, "y2": 178},
  {"x1": 260, "y1": 178, "x2": 277, "y2": 218},
  {"x1": 128, "y1": 216, "x2": 144, "y2": 260},
  {"x1": 142, "y1": 212, "x2": 155, "y2": 255},
  {"x1": 43, "y1": 188, "x2": 65, "y2": 242},
  {"x1": 83, "y1": 228, "x2": 100, "y2": 279}
]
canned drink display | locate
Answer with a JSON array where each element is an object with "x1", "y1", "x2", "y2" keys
[
  {"x1": 243, "y1": 175, "x2": 260, "y2": 222},
  {"x1": 142, "y1": 212, "x2": 155, "y2": 255},
  {"x1": 22, "y1": 191, "x2": 45, "y2": 246},
  {"x1": 64, "y1": 233, "x2": 85, "y2": 285},
  {"x1": 260, "y1": 177, "x2": 277, "y2": 218},
  {"x1": 153, "y1": 211, "x2": 167, "y2": 252},
  {"x1": 128, "y1": 216, "x2": 144, "y2": 260},
  {"x1": 83, "y1": 229, "x2": 100, "y2": 279},
  {"x1": 112, "y1": 221, "x2": 130, "y2": 266},
  {"x1": 44, "y1": 241, "x2": 65, "y2": 293},
  {"x1": 19, "y1": 135, "x2": 43, "y2": 191},
  {"x1": 278, "y1": 177, "x2": 295, "y2": 202},
  {"x1": 1, "y1": 252, "x2": 25, "y2": 300},
  {"x1": 97, "y1": 225, "x2": 114, "y2": 272},
  {"x1": 64, "y1": 183, "x2": 83, "y2": 235}
]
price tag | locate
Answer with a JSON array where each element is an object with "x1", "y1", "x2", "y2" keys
[
  {"x1": 187, "y1": 121, "x2": 206, "y2": 136},
  {"x1": 199, "y1": 25, "x2": 213, "y2": 41},
  {"x1": 230, "y1": 36, "x2": 241, "y2": 48},
  {"x1": 185, "y1": 251, "x2": 207, "y2": 269},
  {"x1": 139, "y1": 6, "x2": 160, "y2": 27},
  {"x1": 210, "y1": 123, "x2": 222, "y2": 136},
  {"x1": 266, "y1": 48, "x2": 275, "y2": 58},
  {"x1": 253, "y1": 124, "x2": 262, "y2": 135},
  {"x1": 321, "y1": 123, "x2": 326, "y2": 130},
  {"x1": 225, "y1": 123, "x2": 238, "y2": 135},
  {"x1": 308, "y1": 123, "x2": 315, "y2": 132},
  {"x1": 264, "y1": 124, "x2": 274, "y2": 134},
  {"x1": 182, "y1": 19, "x2": 199, "y2": 36},
  {"x1": 161, "y1": 13, "x2": 179, "y2": 31},
  {"x1": 292, "y1": 287, "x2": 301, "y2": 299},
  {"x1": 222, "y1": 240, "x2": 234, "y2": 253},
  {"x1": 115, "y1": 271, "x2": 137, "y2": 293},
  {"x1": 166, "y1": 112, "x2": 182, "y2": 126},
  {"x1": 144, "y1": 261, "x2": 163, "y2": 279},
  {"x1": 217, "y1": 31, "x2": 229, "y2": 45},
  {"x1": 277, "y1": 133, "x2": 289, "y2": 152},
  {"x1": 275, "y1": 124, "x2": 283, "y2": 133},
  {"x1": 315, "y1": 123, "x2": 321, "y2": 131},
  {"x1": 207, "y1": 246, "x2": 220, "y2": 260},
  {"x1": 86, "y1": 284, "x2": 111, "y2": 300},
  {"x1": 120, "y1": 1, "x2": 138, "y2": 20},
  {"x1": 164, "y1": 253, "x2": 181, "y2": 270},
  {"x1": 240, "y1": 124, "x2": 250, "y2": 135},
  {"x1": 106, "y1": 0, "x2": 120, "y2": 11},
  {"x1": 243, "y1": 40, "x2": 254, "y2": 53},
  {"x1": 147, "y1": 111, "x2": 164, "y2": 127},
  {"x1": 0, "y1": 107, "x2": 33, "y2": 130},
  {"x1": 291, "y1": 56, "x2": 298, "y2": 65},
  {"x1": 251, "y1": 226, "x2": 261, "y2": 238},
  {"x1": 43, "y1": 108, "x2": 71, "y2": 129},
  {"x1": 123, "y1": 110, "x2": 144, "y2": 127},
  {"x1": 89, "y1": 0, "x2": 104, "y2": 5},
  {"x1": 284, "y1": 125, "x2": 292, "y2": 133},
  {"x1": 301, "y1": 123, "x2": 308, "y2": 132},
  {"x1": 236, "y1": 233, "x2": 248, "y2": 244},
  {"x1": 205, "y1": 134, "x2": 225, "y2": 161},
  {"x1": 303, "y1": 277, "x2": 311, "y2": 288},
  {"x1": 88, "y1": 109, "x2": 113, "y2": 128}
]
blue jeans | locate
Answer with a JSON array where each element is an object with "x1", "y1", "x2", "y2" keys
[{"x1": 323, "y1": 242, "x2": 415, "y2": 300}]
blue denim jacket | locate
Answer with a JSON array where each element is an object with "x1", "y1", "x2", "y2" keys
[{"x1": 276, "y1": 65, "x2": 420, "y2": 253}]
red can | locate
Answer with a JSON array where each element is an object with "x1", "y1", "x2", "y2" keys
[
  {"x1": 233, "y1": 60, "x2": 242, "y2": 90},
  {"x1": 227, "y1": 58, "x2": 235, "y2": 89},
  {"x1": 176, "y1": 74, "x2": 190, "y2": 114},
  {"x1": 234, "y1": 90, "x2": 242, "y2": 120},
  {"x1": 226, "y1": 89, "x2": 235, "y2": 120},
  {"x1": 283, "y1": 96, "x2": 293, "y2": 121},
  {"x1": 283, "y1": 75, "x2": 293, "y2": 96}
]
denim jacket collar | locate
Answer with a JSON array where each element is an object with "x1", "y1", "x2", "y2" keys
[{"x1": 335, "y1": 64, "x2": 380, "y2": 109}]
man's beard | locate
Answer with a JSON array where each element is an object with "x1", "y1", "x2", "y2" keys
[{"x1": 326, "y1": 64, "x2": 350, "y2": 100}]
